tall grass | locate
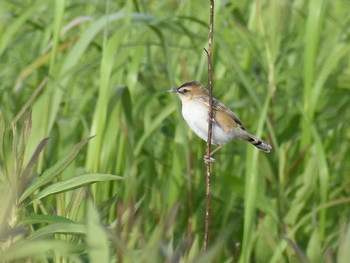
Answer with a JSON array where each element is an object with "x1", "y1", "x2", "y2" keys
[{"x1": 1, "y1": 0, "x2": 350, "y2": 262}]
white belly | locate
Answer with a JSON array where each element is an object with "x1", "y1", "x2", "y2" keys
[{"x1": 182, "y1": 101, "x2": 235, "y2": 145}]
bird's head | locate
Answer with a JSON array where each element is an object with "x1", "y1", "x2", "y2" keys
[{"x1": 168, "y1": 81, "x2": 209, "y2": 103}]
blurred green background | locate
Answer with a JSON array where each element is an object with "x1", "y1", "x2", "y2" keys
[{"x1": 1, "y1": 0, "x2": 350, "y2": 262}]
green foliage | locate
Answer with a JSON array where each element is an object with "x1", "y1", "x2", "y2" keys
[{"x1": 0, "y1": 0, "x2": 350, "y2": 262}]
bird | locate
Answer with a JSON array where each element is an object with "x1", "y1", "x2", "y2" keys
[{"x1": 168, "y1": 81, "x2": 272, "y2": 163}]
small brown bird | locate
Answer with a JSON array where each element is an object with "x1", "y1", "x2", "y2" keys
[{"x1": 169, "y1": 81, "x2": 272, "y2": 163}]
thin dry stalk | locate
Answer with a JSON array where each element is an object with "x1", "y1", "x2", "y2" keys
[{"x1": 203, "y1": 0, "x2": 214, "y2": 251}]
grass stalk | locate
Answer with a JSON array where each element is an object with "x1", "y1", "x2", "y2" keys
[{"x1": 204, "y1": 0, "x2": 214, "y2": 251}]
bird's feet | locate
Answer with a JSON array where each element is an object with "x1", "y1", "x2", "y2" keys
[{"x1": 204, "y1": 155, "x2": 216, "y2": 164}]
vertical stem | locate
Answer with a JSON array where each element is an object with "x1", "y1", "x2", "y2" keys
[{"x1": 203, "y1": 0, "x2": 214, "y2": 251}]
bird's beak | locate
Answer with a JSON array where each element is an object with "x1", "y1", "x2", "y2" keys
[{"x1": 168, "y1": 88, "x2": 178, "y2": 93}]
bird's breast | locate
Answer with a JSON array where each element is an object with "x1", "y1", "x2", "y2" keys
[{"x1": 181, "y1": 100, "x2": 235, "y2": 145}]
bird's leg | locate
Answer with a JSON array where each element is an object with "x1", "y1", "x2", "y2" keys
[
  {"x1": 210, "y1": 145, "x2": 223, "y2": 156},
  {"x1": 203, "y1": 145, "x2": 223, "y2": 164}
]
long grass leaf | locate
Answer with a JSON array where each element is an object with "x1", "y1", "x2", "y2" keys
[
  {"x1": 87, "y1": 199, "x2": 110, "y2": 263},
  {"x1": 19, "y1": 137, "x2": 94, "y2": 203},
  {"x1": 27, "y1": 223, "x2": 86, "y2": 240},
  {"x1": 0, "y1": 3, "x2": 42, "y2": 56},
  {"x1": 0, "y1": 240, "x2": 81, "y2": 261},
  {"x1": 31, "y1": 173, "x2": 122, "y2": 202},
  {"x1": 134, "y1": 103, "x2": 176, "y2": 155}
]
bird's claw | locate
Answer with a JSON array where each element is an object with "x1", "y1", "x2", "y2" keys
[{"x1": 204, "y1": 155, "x2": 216, "y2": 164}]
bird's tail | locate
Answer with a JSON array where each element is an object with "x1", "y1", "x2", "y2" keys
[{"x1": 245, "y1": 134, "x2": 272, "y2": 153}]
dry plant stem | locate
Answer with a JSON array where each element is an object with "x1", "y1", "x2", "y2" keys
[
  {"x1": 13, "y1": 76, "x2": 49, "y2": 125},
  {"x1": 203, "y1": 0, "x2": 214, "y2": 252}
]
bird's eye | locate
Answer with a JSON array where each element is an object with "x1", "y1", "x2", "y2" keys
[{"x1": 182, "y1": 89, "x2": 188, "y2": 93}]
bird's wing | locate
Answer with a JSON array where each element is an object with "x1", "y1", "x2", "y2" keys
[{"x1": 202, "y1": 97, "x2": 244, "y2": 134}]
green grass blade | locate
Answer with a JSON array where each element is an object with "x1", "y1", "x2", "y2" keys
[
  {"x1": 338, "y1": 224, "x2": 350, "y2": 263},
  {"x1": 27, "y1": 223, "x2": 86, "y2": 240},
  {"x1": 134, "y1": 102, "x2": 176, "y2": 155},
  {"x1": 86, "y1": 29, "x2": 127, "y2": 172},
  {"x1": 301, "y1": 0, "x2": 327, "y2": 147},
  {"x1": 87, "y1": 199, "x2": 110, "y2": 263},
  {"x1": 0, "y1": 2, "x2": 42, "y2": 56},
  {"x1": 19, "y1": 214, "x2": 75, "y2": 225},
  {"x1": 0, "y1": 240, "x2": 81, "y2": 262},
  {"x1": 20, "y1": 137, "x2": 94, "y2": 203},
  {"x1": 30, "y1": 173, "x2": 122, "y2": 202}
]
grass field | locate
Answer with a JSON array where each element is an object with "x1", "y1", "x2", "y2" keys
[{"x1": 1, "y1": 0, "x2": 350, "y2": 262}]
